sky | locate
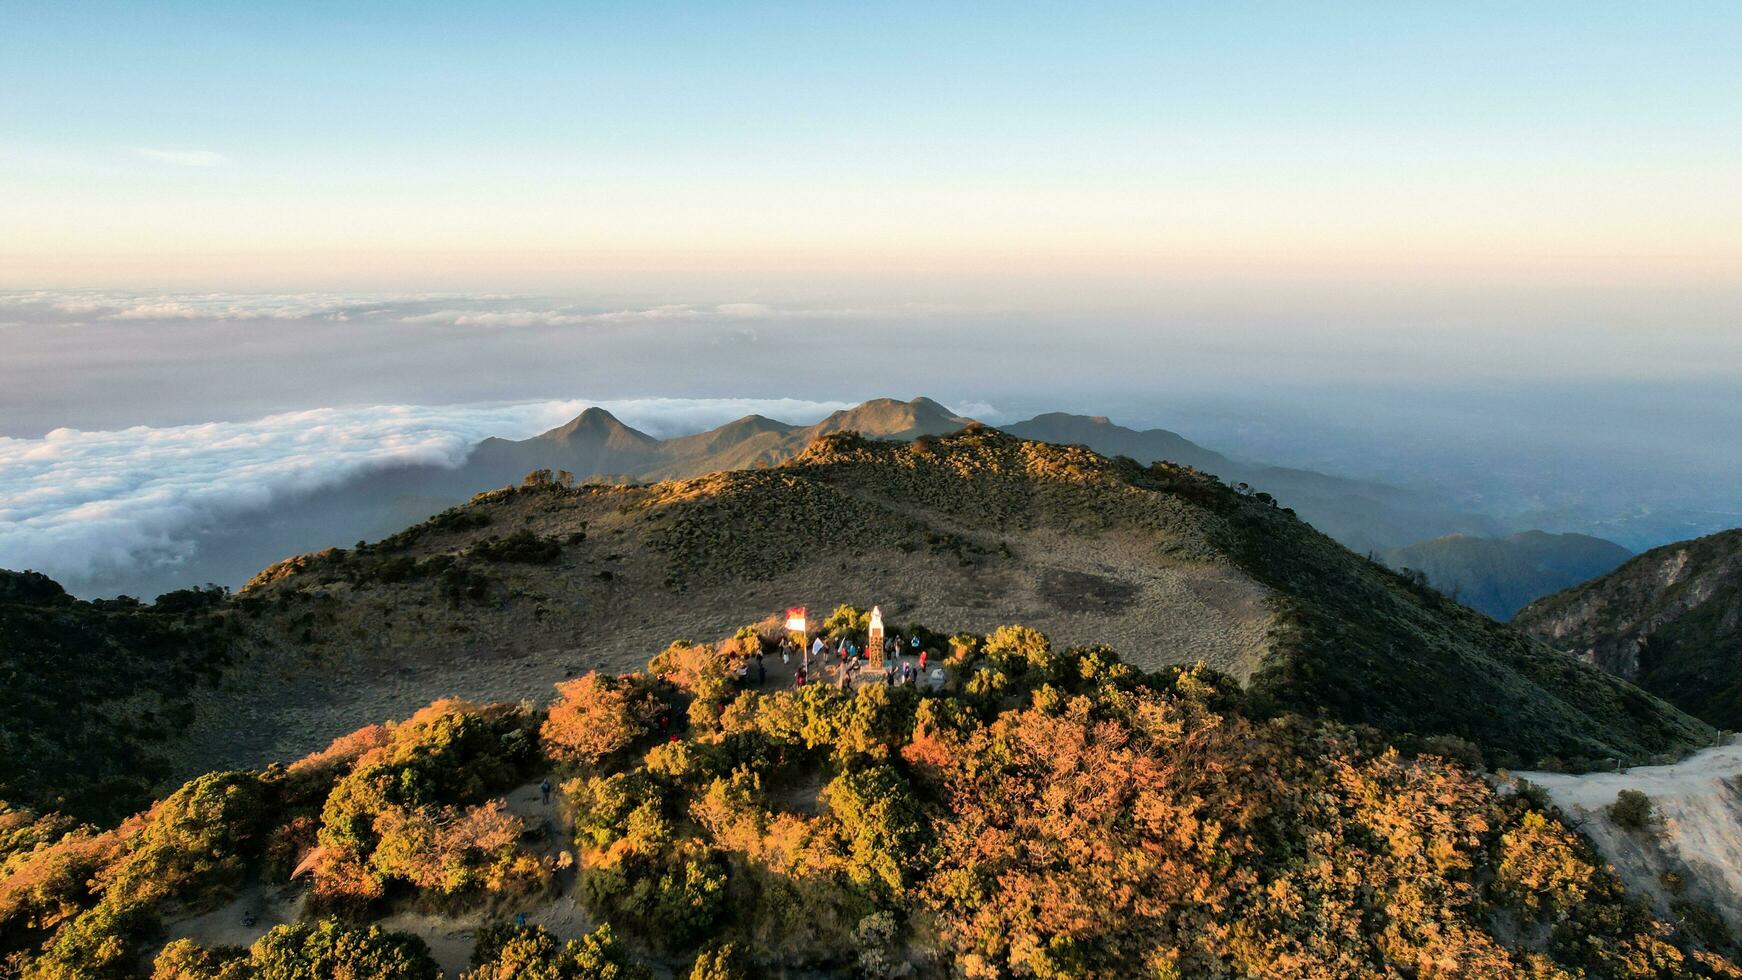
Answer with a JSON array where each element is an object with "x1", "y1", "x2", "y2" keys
[
  {"x1": 3, "y1": 2, "x2": 1740, "y2": 307},
  {"x1": 2, "y1": 3, "x2": 1740, "y2": 592}
]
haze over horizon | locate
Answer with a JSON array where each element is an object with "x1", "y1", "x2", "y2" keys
[{"x1": 3, "y1": 2, "x2": 1740, "y2": 594}]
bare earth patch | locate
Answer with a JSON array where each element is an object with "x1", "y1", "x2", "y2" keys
[{"x1": 1518, "y1": 739, "x2": 1742, "y2": 928}]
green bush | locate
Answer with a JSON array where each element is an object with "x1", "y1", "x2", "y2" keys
[
  {"x1": 467, "y1": 923, "x2": 651, "y2": 979},
  {"x1": 1609, "y1": 789, "x2": 1655, "y2": 832}
]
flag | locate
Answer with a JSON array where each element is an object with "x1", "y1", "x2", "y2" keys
[{"x1": 784, "y1": 607, "x2": 806, "y2": 633}]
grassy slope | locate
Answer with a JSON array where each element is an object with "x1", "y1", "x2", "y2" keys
[
  {"x1": 780, "y1": 428, "x2": 1714, "y2": 765},
  {"x1": 600, "y1": 427, "x2": 1716, "y2": 767},
  {"x1": 1216, "y1": 496, "x2": 1714, "y2": 768}
]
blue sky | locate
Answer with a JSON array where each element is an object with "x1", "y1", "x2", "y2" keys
[{"x1": 4, "y1": 2, "x2": 1740, "y2": 297}]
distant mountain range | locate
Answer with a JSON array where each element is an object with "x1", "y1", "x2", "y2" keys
[
  {"x1": 1515, "y1": 528, "x2": 1742, "y2": 729},
  {"x1": 1380, "y1": 531, "x2": 1634, "y2": 620},
  {"x1": 73, "y1": 396, "x2": 1533, "y2": 601},
  {"x1": 372, "y1": 395, "x2": 1505, "y2": 550}
]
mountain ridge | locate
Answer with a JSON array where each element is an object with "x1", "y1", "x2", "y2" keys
[
  {"x1": 53, "y1": 397, "x2": 1526, "y2": 603},
  {"x1": 151, "y1": 425, "x2": 1714, "y2": 786},
  {"x1": 1515, "y1": 528, "x2": 1742, "y2": 728}
]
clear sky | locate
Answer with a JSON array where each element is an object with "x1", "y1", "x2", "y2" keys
[{"x1": 4, "y1": 1, "x2": 1740, "y2": 306}]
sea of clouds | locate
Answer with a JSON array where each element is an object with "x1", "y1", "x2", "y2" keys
[
  {"x1": 0, "y1": 289, "x2": 914, "y2": 329},
  {"x1": 0, "y1": 396, "x2": 852, "y2": 590}
]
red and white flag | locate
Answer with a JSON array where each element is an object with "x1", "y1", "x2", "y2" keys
[{"x1": 784, "y1": 607, "x2": 807, "y2": 633}]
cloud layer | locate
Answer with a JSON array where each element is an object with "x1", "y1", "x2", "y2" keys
[
  {"x1": 0, "y1": 397, "x2": 849, "y2": 591},
  {"x1": 0, "y1": 290, "x2": 915, "y2": 329}
]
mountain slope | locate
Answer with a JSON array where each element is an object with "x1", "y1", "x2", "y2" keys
[
  {"x1": 464, "y1": 406, "x2": 666, "y2": 487},
  {"x1": 999, "y1": 411, "x2": 1504, "y2": 554},
  {"x1": 63, "y1": 397, "x2": 1506, "y2": 601},
  {"x1": 1515, "y1": 528, "x2": 1742, "y2": 728},
  {"x1": 999, "y1": 412, "x2": 1234, "y2": 472},
  {"x1": 1383, "y1": 530, "x2": 1634, "y2": 620},
  {"x1": 0, "y1": 571, "x2": 235, "y2": 821},
  {"x1": 6, "y1": 630, "x2": 1736, "y2": 979},
  {"x1": 165, "y1": 427, "x2": 1713, "y2": 780}
]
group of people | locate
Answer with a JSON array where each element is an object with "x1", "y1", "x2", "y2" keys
[{"x1": 729, "y1": 629, "x2": 937, "y2": 691}]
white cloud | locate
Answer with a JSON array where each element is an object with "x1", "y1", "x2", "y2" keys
[
  {"x1": 0, "y1": 291, "x2": 933, "y2": 329},
  {"x1": 134, "y1": 147, "x2": 228, "y2": 167},
  {"x1": 0, "y1": 290, "x2": 417, "y2": 323},
  {"x1": 0, "y1": 397, "x2": 850, "y2": 589},
  {"x1": 394, "y1": 302, "x2": 841, "y2": 329}
]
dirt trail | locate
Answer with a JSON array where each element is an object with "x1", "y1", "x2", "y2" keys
[{"x1": 1518, "y1": 740, "x2": 1742, "y2": 926}]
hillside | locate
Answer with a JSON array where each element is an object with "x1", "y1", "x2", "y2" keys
[
  {"x1": 1515, "y1": 529, "x2": 1742, "y2": 728},
  {"x1": 0, "y1": 571, "x2": 236, "y2": 822},
  {"x1": 1003, "y1": 411, "x2": 1506, "y2": 554},
  {"x1": 68, "y1": 397, "x2": 1508, "y2": 601},
  {"x1": 1382, "y1": 530, "x2": 1633, "y2": 620},
  {"x1": 2, "y1": 625, "x2": 1737, "y2": 979},
  {"x1": 142, "y1": 426, "x2": 1714, "y2": 784}
]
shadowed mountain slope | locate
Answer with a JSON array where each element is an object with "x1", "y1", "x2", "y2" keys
[
  {"x1": 1382, "y1": 530, "x2": 1634, "y2": 620},
  {"x1": 158, "y1": 427, "x2": 1714, "y2": 781},
  {"x1": 1516, "y1": 528, "x2": 1742, "y2": 729}
]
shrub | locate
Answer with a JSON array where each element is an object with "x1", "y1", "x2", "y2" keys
[
  {"x1": 822, "y1": 605, "x2": 869, "y2": 641},
  {"x1": 248, "y1": 920, "x2": 439, "y2": 979},
  {"x1": 825, "y1": 764, "x2": 930, "y2": 899},
  {"x1": 313, "y1": 701, "x2": 538, "y2": 904},
  {"x1": 473, "y1": 529, "x2": 564, "y2": 565},
  {"x1": 370, "y1": 803, "x2": 542, "y2": 897},
  {"x1": 542, "y1": 673, "x2": 656, "y2": 768},
  {"x1": 151, "y1": 937, "x2": 246, "y2": 978},
  {"x1": 688, "y1": 941, "x2": 750, "y2": 980},
  {"x1": 1609, "y1": 789, "x2": 1655, "y2": 832},
  {"x1": 648, "y1": 641, "x2": 731, "y2": 701},
  {"x1": 466, "y1": 923, "x2": 651, "y2": 979}
]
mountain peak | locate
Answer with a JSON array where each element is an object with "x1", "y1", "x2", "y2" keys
[
  {"x1": 541, "y1": 407, "x2": 658, "y2": 447},
  {"x1": 808, "y1": 397, "x2": 976, "y2": 440}
]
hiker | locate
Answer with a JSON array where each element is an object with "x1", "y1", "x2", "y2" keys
[
  {"x1": 885, "y1": 665, "x2": 895, "y2": 687},
  {"x1": 795, "y1": 666, "x2": 806, "y2": 687},
  {"x1": 540, "y1": 778, "x2": 552, "y2": 805},
  {"x1": 919, "y1": 648, "x2": 928, "y2": 672},
  {"x1": 755, "y1": 653, "x2": 766, "y2": 686},
  {"x1": 781, "y1": 639, "x2": 791, "y2": 666}
]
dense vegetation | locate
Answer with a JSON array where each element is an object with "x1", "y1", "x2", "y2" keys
[
  {"x1": 1516, "y1": 529, "x2": 1742, "y2": 729},
  {"x1": 2, "y1": 613, "x2": 1736, "y2": 978},
  {"x1": 0, "y1": 571, "x2": 236, "y2": 823}
]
